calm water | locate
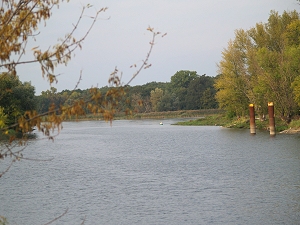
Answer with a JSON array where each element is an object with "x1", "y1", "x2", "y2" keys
[{"x1": 1, "y1": 119, "x2": 300, "y2": 225}]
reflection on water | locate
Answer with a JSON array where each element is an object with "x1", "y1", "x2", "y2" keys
[{"x1": 1, "y1": 120, "x2": 300, "y2": 225}]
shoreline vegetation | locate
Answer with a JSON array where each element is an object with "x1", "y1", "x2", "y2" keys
[
  {"x1": 66, "y1": 109, "x2": 300, "y2": 134},
  {"x1": 64, "y1": 109, "x2": 223, "y2": 121},
  {"x1": 174, "y1": 114, "x2": 300, "y2": 134},
  {"x1": 66, "y1": 109, "x2": 223, "y2": 121},
  {"x1": 2, "y1": 109, "x2": 300, "y2": 141}
]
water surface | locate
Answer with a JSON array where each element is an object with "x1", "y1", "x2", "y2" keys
[{"x1": 1, "y1": 120, "x2": 300, "y2": 224}]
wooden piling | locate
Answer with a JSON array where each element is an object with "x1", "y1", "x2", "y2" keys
[
  {"x1": 249, "y1": 104, "x2": 256, "y2": 135},
  {"x1": 268, "y1": 102, "x2": 275, "y2": 136}
]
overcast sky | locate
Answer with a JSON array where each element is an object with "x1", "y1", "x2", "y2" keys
[{"x1": 18, "y1": 0, "x2": 298, "y2": 94}]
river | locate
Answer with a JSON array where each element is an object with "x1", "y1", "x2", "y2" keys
[{"x1": 1, "y1": 119, "x2": 300, "y2": 224}]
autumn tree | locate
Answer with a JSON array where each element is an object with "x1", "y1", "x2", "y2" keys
[
  {"x1": 0, "y1": 0, "x2": 106, "y2": 141},
  {"x1": 150, "y1": 87, "x2": 164, "y2": 112},
  {"x1": 251, "y1": 10, "x2": 300, "y2": 120},
  {"x1": 0, "y1": 107, "x2": 7, "y2": 129},
  {"x1": 130, "y1": 93, "x2": 146, "y2": 113},
  {"x1": 215, "y1": 10, "x2": 300, "y2": 120},
  {"x1": 215, "y1": 31, "x2": 254, "y2": 117}
]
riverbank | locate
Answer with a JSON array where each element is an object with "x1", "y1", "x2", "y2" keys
[
  {"x1": 174, "y1": 114, "x2": 300, "y2": 133},
  {"x1": 66, "y1": 109, "x2": 224, "y2": 121},
  {"x1": 125, "y1": 109, "x2": 224, "y2": 120},
  {"x1": 54, "y1": 109, "x2": 300, "y2": 133}
]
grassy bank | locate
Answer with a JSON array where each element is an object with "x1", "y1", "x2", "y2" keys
[
  {"x1": 174, "y1": 114, "x2": 296, "y2": 132},
  {"x1": 61, "y1": 109, "x2": 300, "y2": 133},
  {"x1": 65, "y1": 109, "x2": 224, "y2": 121},
  {"x1": 126, "y1": 109, "x2": 224, "y2": 119},
  {"x1": 174, "y1": 114, "x2": 232, "y2": 126}
]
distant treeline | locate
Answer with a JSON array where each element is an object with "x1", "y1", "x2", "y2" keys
[
  {"x1": 3, "y1": 10, "x2": 300, "y2": 126},
  {"x1": 35, "y1": 70, "x2": 218, "y2": 115}
]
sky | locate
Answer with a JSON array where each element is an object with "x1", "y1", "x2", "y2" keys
[{"x1": 17, "y1": 0, "x2": 299, "y2": 94}]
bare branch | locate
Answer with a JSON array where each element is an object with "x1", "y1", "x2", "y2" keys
[
  {"x1": 80, "y1": 216, "x2": 86, "y2": 225},
  {"x1": 43, "y1": 208, "x2": 69, "y2": 225},
  {"x1": 126, "y1": 29, "x2": 157, "y2": 86},
  {"x1": 0, "y1": 160, "x2": 14, "y2": 178}
]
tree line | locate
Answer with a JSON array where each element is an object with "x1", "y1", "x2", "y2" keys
[
  {"x1": 2, "y1": 9, "x2": 300, "y2": 131},
  {"x1": 35, "y1": 70, "x2": 218, "y2": 116},
  {"x1": 3, "y1": 10, "x2": 300, "y2": 127},
  {"x1": 0, "y1": 70, "x2": 217, "y2": 127},
  {"x1": 27, "y1": 10, "x2": 300, "y2": 124}
]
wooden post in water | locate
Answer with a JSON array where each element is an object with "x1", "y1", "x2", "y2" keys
[
  {"x1": 268, "y1": 102, "x2": 276, "y2": 136},
  {"x1": 249, "y1": 104, "x2": 256, "y2": 135}
]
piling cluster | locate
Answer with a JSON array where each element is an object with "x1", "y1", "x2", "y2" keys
[{"x1": 249, "y1": 102, "x2": 275, "y2": 136}]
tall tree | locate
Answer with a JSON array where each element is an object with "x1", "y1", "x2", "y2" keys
[
  {"x1": 158, "y1": 91, "x2": 176, "y2": 111},
  {"x1": 0, "y1": 73, "x2": 36, "y2": 125},
  {"x1": 170, "y1": 70, "x2": 198, "y2": 110},
  {"x1": 150, "y1": 88, "x2": 164, "y2": 112},
  {"x1": 215, "y1": 30, "x2": 253, "y2": 117},
  {"x1": 250, "y1": 10, "x2": 300, "y2": 120},
  {"x1": 0, "y1": 107, "x2": 7, "y2": 129},
  {"x1": 216, "y1": 10, "x2": 300, "y2": 120},
  {"x1": 186, "y1": 74, "x2": 217, "y2": 110}
]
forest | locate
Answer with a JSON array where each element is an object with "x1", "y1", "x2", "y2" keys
[{"x1": 34, "y1": 70, "x2": 218, "y2": 116}]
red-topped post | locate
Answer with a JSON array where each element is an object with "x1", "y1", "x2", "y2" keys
[
  {"x1": 249, "y1": 104, "x2": 256, "y2": 135},
  {"x1": 268, "y1": 102, "x2": 276, "y2": 136}
]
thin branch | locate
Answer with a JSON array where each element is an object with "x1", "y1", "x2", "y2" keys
[
  {"x1": 126, "y1": 30, "x2": 157, "y2": 86},
  {"x1": 2, "y1": 1, "x2": 38, "y2": 44},
  {"x1": 1, "y1": 6, "x2": 106, "y2": 79},
  {"x1": 3, "y1": 142, "x2": 54, "y2": 162},
  {"x1": 43, "y1": 208, "x2": 69, "y2": 225},
  {"x1": 0, "y1": 27, "x2": 165, "y2": 132},
  {"x1": 80, "y1": 216, "x2": 86, "y2": 225},
  {"x1": 59, "y1": 70, "x2": 83, "y2": 106},
  {"x1": 0, "y1": 160, "x2": 14, "y2": 178}
]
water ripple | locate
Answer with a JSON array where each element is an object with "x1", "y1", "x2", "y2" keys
[{"x1": 1, "y1": 120, "x2": 300, "y2": 224}]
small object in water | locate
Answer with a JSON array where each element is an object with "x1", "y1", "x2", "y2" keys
[{"x1": 160, "y1": 122, "x2": 163, "y2": 125}]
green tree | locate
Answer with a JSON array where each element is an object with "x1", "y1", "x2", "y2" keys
[
  {"x1": 215, "y1": 10, "x2": 300, "y2": 120},
  {"x1": 0, "y1": 107, "x2": 7, "y2": 129},
  {"x1": 292, "y1": 76, "x2": 300, "y2": 107},
  {"x1": 200, "y1": 87, "x2": 218, "y2": 109},
  {"x1": 150, "y1": 88, "x2": 164, "y2": 112},
  {"x1": 215, "y1": 32, "x2": 252, "y2": 117},
  {"x1": 250, "y1": 10, "x2": 300, "y2": 120},
  {"x1": 158, "y1": 91, "x2": 176, "y2": 111},
  {"x1": 285, "y1": 20, "x2": 300, "y2": 46},
  {"x1": 36, "y1": 87, "x2": 70, "y2": 114},
  {"x1": 0, "y1": 73, "x2": 36, "y2": 125},
  {"x1": 186, "y1": 74, "x2": 217, "y2": 110},
  {"x1": 170, "y1": 70, "x2": 198, "y2": 110}
]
